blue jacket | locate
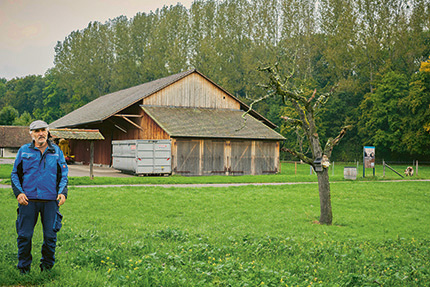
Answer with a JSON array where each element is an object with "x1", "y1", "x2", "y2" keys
[{"x1": 11, "y1": 140, "x2": 68, "y2": 200}]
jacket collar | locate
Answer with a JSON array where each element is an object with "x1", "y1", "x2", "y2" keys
[{"x1": 30, "y1": 139, "x2": 55, "y2": 152}]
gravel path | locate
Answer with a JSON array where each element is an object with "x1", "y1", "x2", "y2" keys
[{"x1": 2, "y1": 179, "x2": 429, "y2": 189}]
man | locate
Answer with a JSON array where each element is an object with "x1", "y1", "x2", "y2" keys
[{"x1": 11, "y1": 120, "x2": 68, "y2": 274}]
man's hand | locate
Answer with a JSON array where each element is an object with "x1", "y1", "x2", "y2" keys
[
  {"x1": 17, "y1": 193, "x2": 28, "y2": 205},
  {"x1": 57, "y1": 194, "x2": 66, "y2": 206}
]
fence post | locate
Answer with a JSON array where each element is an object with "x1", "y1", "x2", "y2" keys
[
  {"x1": 416, "y1": 160, "x2": 418, "y2": 175},
  {"x1": 383, "y1": 159, "x2": 385, "y2": 177},
  {"x1": 332, "y1": 161, "x2": 335, "y2": 176}
]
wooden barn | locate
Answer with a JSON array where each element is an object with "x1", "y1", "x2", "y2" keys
[
  {"x1": 0, "y1": 126, "x2": 31, "y2": 157},
  {"x1": 50, "y1": 69, "x2": 285, "y2": 175}
]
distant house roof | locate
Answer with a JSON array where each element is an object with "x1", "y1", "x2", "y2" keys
[
  {"x1": 141, "y1": 106, "x2": 285, "y2": 140},
  {"x1": 50, "y1": 69, "x2": 276, "y2": 129},
  {"x1": 0, "y1": 126, "x2": 31, "y2": 148},
  {"x1": 50, "y1": 129, "x2": 105, "y2": 140}
]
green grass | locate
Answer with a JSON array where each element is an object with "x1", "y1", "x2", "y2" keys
[
  {"x1": 2, "y1": 161, "x2": 429, "y2": 185},
  {"x1": 0, "y1": 164, "x2": 13, "y2": 180},
  {"x1": 1, "y1": 181, "x2": 429, "y2": 286}
]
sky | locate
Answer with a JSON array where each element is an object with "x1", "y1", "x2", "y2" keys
[{"x1": 0, "y1": 0, "x2": 194, "y2": 80}]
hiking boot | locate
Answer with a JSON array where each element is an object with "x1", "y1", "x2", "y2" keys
[
  {"x1": 40, "y1": 264, "x2": 53, "y2": 272},
  {"x1": 19, "y1": 266, "x2": 30, "y2": 275}
]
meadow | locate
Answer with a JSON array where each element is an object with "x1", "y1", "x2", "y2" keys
[
  {"x1": 0, "y1": 179, "x2": 429, "y2": 286},
  {"x1": 2, "y1": 161, "x2": 429, "y2": 185}
]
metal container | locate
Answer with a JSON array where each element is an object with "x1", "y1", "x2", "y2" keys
[
  {"x1": 112, "y1": 140, "x2": 171, "y2": 175},
  {"x1": 344, "y1": 166, "x2": 357, "y2": 180}
]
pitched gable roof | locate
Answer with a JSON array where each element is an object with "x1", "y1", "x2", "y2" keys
[
  {"x1": 141, "y1": 106, "x2": 285, "y2": 140},
  {"x1": 50, "y1": 69, "x2": 195, "y2": 128},
  {"x1": 50, "y1": 69, "x2": 277, "y2": 129}
]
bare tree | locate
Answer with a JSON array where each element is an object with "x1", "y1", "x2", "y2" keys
[{"x1": 257, "y1": 64, "x2": 351, "y2": 225}]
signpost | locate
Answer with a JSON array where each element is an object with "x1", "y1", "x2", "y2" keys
[{"x1": 363, "y1": 146, "x2": 375, "y2": 177}]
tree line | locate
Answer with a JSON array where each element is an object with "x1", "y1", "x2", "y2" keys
[{"x1": 1, "y1": 0, "x2": 429, "y2": 161}]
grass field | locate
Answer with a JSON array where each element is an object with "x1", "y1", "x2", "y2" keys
[
  {"x1": 0, "y1": 180, "x2": 429, "y2": 286},
  {"x1": 1, "y1": 161, "x2": 429, "y2": 185}
]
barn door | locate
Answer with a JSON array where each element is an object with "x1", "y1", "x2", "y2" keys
[
  {"x1": 230, "y1": 141, "x2": 252, "y2": 175},
  {"x1": 254, "y1": 141, "x2": 277, "y2": 174},
  {"x1": 203, "y1": 140, "x2": 225, "y2": 175},
  {"x1": 175, "y1": 140, "x2": 199, "y2": 175}
]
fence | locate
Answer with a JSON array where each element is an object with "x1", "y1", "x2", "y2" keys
[{"x1": 282, "y1": 160, "x2": 430, "y2": 178}]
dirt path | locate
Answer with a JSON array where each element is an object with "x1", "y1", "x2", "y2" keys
[{"x1": 2, "y1": 179, "x2": 429, "y2": 190}]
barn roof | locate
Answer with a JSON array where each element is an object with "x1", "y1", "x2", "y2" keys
[
  {"x1": 50, "y1": 129, "x2": 105, "y2": 140},
  {"x1": 49, "y1": 69, "x2": 276, "y2": 129},
  {"x1": 141, "y1": 106, "x2": 285, "y2": 140},
  {"x1": 0, "y1": 126, "x2": 31, "y2": 148},
  {"x1": 50, "y1": 70, "x2": 195, "y2": 128}
]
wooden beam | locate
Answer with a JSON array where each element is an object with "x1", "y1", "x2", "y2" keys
[
  {"x1": 114, "y1": 124, "x2": 127, "y2": 133},
  {"x1": 90, "y1": 141, "x2": 94, "y2": 180},
  {"x1": 224, "y1": 141, "x2": 231, "y2": 175},
  {"x1": 199, "y1": 139, "x2": 204, "y2": 176},
  {"x1": 108, "y1": 119, "x2": 127, "y2": 133},
  {"x1": 251, "y1": 141, "x2": 256, "y2": 175},
  {"x1": 118, "y1": 115, "x2": 144, "y2": 131},
  {"x1": 114, "y1": 114, "x2": 143, "y2": 118}
]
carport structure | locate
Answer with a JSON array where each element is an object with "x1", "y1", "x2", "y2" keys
[{"x1": 50, "y1": 129, "x2": 104, "y2": 179}]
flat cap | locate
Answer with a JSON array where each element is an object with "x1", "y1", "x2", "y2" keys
[{"x1": 29, "y1": 120, "x2": 49, "y2": 130}]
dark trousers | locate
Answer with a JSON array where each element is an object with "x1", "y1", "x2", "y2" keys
[{"x1": 16, "y1": 200, "x2": 62, "y2": 270}]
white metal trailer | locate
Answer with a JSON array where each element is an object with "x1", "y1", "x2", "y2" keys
[{"x1": 112, "y1": 140, "x2": 171, "y2": 175}]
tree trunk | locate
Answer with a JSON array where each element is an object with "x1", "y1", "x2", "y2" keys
[{"x1": 317, "y1": 168, "x2": 332, "y2": 225}]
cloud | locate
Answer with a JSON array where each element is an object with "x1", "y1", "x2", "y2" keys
[{"x1": 0, "y1": 0, "x2": 194, "y2": 79}]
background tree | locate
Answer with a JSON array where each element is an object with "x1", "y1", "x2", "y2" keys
[
  {"x1": 401, "y1": 58, "x2": 430, "y2": 156},
  {"x1": 13, "y1": 111, "x2": 33, "y2": 126},
  {"x1": 358, "y1": 71, "x2": 409, "y2": 159},
  {"x1": 0, "y1": 105, "x2": 19, "y2": 125}
]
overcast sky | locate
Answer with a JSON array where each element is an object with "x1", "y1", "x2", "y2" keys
[{"x1": 0, "y1": 0, "x2": 194, "y2": 80}]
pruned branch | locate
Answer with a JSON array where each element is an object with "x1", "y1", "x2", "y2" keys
[
  {"x1": 258, "y1": 65, "x2": 309, "y2": 106},
  {"x1": 281, "y1": 116, "x2": 303, "y2": 127},
  {"x1": 323, "y1": 125, "x2": 353, "y2": 157},
  {"x1": 313, "y1": 85, "x2": 338, "y2": 111},
  {"x1": 237, "y1": 91, "x2": 275, "y2": 132},
  {"x1": 282, "y1": 147, "x2": 314, "y2": 166},
  {"x1": 307, "y1": 89, "x2": 316, "y2": 103}
]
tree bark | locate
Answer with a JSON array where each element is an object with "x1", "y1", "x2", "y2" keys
[{"x1": 317, "y1": 168, "x2": 332, "y2": 225}]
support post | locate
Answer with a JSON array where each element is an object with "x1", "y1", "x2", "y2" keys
[
  {"x1": 199, "y1": 139, "x2": 204, "y2": 176},
  {"x1": 383, "y1": 159, "x2": 385, "y2": 177},
  {"x1": 90, "y1": 141, "x2": 94, "y2": 180},
  {"x1": 416, "y1": 160, "x2": 419, "y2": 175}
]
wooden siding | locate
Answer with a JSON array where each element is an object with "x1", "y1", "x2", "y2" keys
[
  {"x1": 142, "y1": 73, "x2": 241, "y2": 110},
  {"x1": 114, "y1": 105, "x2": 169, "y2": 140},
  {"x1": 67, "y1": 106, "x2": 170, "y2": 166},
  {"x1": 172, "y1": 138, "x2": 279, "y2": 176}
]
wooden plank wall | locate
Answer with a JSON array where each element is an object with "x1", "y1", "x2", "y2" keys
[
  {"x1": 68, "y1": 104, "x2": 172, "y2": 166},
  {"x1": 142, "y1": 73, "x2": 241, "y2": 110},
  {"x1": 172, "y1": 138, "x2": 280, "y2": 176}
]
